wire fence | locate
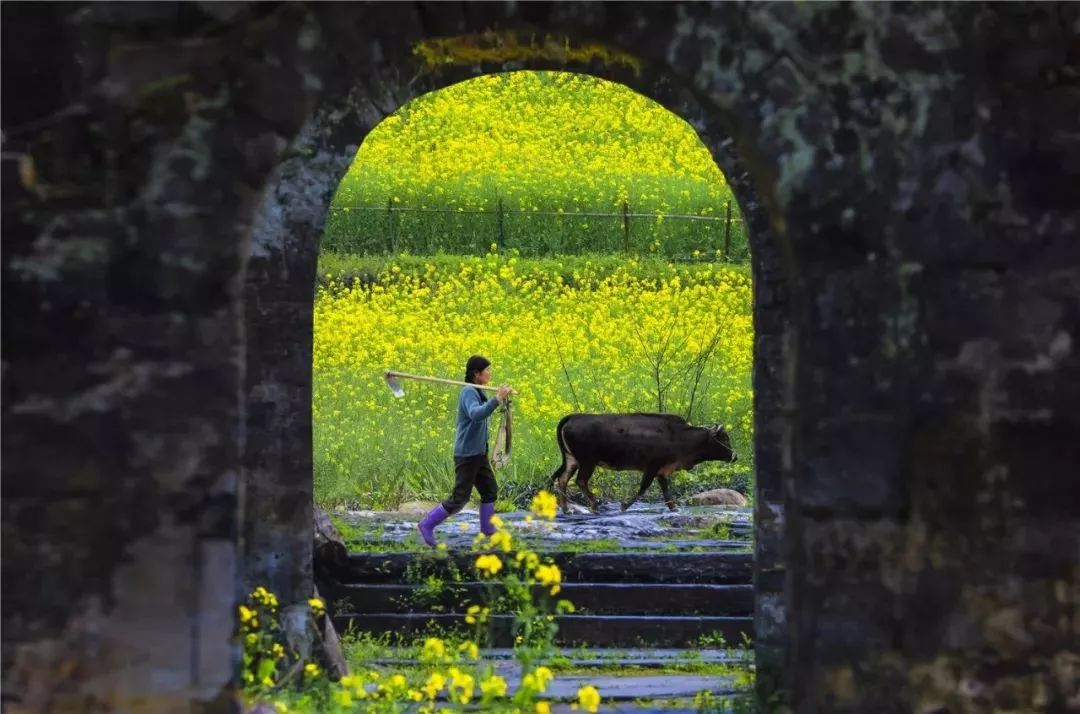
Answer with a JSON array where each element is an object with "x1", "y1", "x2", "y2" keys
[{"x1": 322, "y1": 199, "x2": 750, "y2": 260}]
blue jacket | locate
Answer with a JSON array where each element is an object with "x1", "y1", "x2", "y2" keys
[{"x1": 455, "y1": 386, "x2": 500, "y2": 457}]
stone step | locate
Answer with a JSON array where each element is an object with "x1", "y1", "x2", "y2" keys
[
  {"x1": 370, "y1": 646, "x2": 751, "y2": 669},
  {"x1": 343, "y1": 665, "x2": 751, "y2": 708},
  {"x1": 335, "y1": 551, "x2": 753, "y2": 585},
  {"x1": 522, "y1": 673, "x2": 746, "y2": 701},
  {"x1": 538, "y1": 695, "x2": 752, "y2": 714},
  {"x1": 328, "y1": 582, "x2": 754, "y2": 616},
  {"x1": 345, "y1": 538, "x2": 752, "y2": 552},
  {"x1": 332, "y1": 613, "x2": 753, "y2": 647}
]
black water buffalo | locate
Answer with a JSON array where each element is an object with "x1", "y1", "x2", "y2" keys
[{"x1": 545, "y1": 413, "x2": 737, "y2": 514}]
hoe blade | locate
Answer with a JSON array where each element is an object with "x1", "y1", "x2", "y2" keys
[{"x1": 384, "y1": 373, "x2": 405, "y2": 398}]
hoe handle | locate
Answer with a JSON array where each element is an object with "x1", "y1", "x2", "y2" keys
[{"x1": 385, "y1": 371, "x2": 516, "y2": 394}]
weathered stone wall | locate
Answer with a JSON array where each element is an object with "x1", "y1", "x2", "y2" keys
[
  {"x1": 1, "y1": 3, "x2": 320, "y2": 710},
  {"x1": 3, "y1": 2, "x2": 1077, "y2": 712}
]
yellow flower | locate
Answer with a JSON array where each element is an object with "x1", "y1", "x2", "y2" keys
[
  {"x1": 488, "y1": 530, "x2": 513, "y2": 552},
  {"x1": 422, "y1": 672, "x2": 447, "y2": 699},
  {"x1": 273, "y1": 702, "x2": 288, "y2": 713},
  {"x1": 535, "y1": 666, "x2": 554, "y2": 688},
  {"x1": 489, "y1": 514, "x2": 504, "y2": 530},
  {"x1": 534, "y1": 564, "x2": 562, "y2": 587},
  {"x1": 421, "y1": 637, "x2": 446, "y2": 661},
  {"x1": 271, "y1": 643, "x2": 285, "y2": 659},
  {"x1": 239, "y1": 605, "x2": 255, "y2": 623},
  {"x1": 530, "y1": 491, "x2": 558, "y2": 520},
  {"x1": 578, "y1": 685, "x2": 601, "y2": 712},
  {"x1": 535, "y1": 702, "x2": 551, "y2": 714},
  {"x1": 465, "y1": 604, "x2": 483, "y2": 624},
  {"x1": 448, "y1": 667, "x2": 475, "y2": 704},
  {"x1": 308, "y1": 597, "x2": 325, "y2": 617},
  {"x1": 475, "y1": 553, "x2": 503, "y2": 577},
  {"x1": 458, "y1": 640, "x2": 480, "y2": 660},
  {"x1": 523, "y1": 666, "x2": 554, "y2": 694},
  {"x1": 480, "y1": 674, "x2": 508, "y2": 698},
  {"x1": 515, "y1": 550, "x2": 540, "y2": 572},
  {"x1": 251, "y1": 586, "x2": 278, "y2": 609},
  {"x1": 333, "y1": 690, "x2": 352, "y2": 707},
  {"x1": 304, "y1": 663, "x2": 320, "y2": 678}
]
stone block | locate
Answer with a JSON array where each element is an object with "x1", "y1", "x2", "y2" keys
[{"x1": 798, "y1": 417, "x2": 908, "y2": 516}]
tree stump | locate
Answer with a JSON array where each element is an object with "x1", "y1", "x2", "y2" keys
[{"x1": 312, "y1": 507, "x2": 350, "y2": 679}]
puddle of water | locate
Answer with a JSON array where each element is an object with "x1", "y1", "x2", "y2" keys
[{"x1": 335, "y1": 502, "x2": 752, "y2": 552}]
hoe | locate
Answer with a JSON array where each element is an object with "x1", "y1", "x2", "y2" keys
[{"x1": 383, "y1": 370, "x2": 514, "y2": 469}]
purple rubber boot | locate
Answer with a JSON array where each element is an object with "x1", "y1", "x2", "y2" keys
[
  {"x1": 418, "y1": 504, "x2": 450, "y2": 547},
  {"x1": 480, "y1": 502, "x2": 497, "y2": 536}
]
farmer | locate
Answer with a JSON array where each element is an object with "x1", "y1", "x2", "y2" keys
[{"x1": 418, "y1": 355, "x2": 512, "y2": 547}]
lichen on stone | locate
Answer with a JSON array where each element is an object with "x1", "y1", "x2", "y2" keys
[{"x1": 412, "y1": 31, "x2": 641, "y2": 76}]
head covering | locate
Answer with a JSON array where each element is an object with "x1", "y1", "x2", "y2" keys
[{"x1": 465, "y1": 355, "x2": 491, "y2": 384}]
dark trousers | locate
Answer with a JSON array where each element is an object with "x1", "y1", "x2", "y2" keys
[{"x1": 443, "y1": 454, "x2": 498, "y2": 514}]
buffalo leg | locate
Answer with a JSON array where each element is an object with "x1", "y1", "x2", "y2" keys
[
  {"x1": 558, "y1": 466, "x2": 578, "y2": 514},
  {"x1": 546, "y1": 458, "x2": 568, "y2": 489},
  {"x1": 575, "y1": 462, "x2": 600, "y2": 513},
  {"x1": 554, "y1": 461, "x2": 578, "y2": 515},
  {"x1": 621, "y1": 468, "x2": 658, "y2": 511},
  {"x1": 658, "y1": 475, "x2": 678, "y2": 511}
]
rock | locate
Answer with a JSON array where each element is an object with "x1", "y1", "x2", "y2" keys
[
  {"x1": 394, "y1": 501, "x2": 439, "y2": 515},
  {"x1": 245, "y1": 704, "x2": 279, "y2": 714},
  {"x1": 313, "y1": 506, "x2": 349, "y2": 579},
  {"x1": 687, "y1": 489, "x2": 748, "y2": 507}
]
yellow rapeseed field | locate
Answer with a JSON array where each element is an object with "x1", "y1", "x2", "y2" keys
[
  {"x1": 332, "y1": 71, "x2": 730, "y2": 213},
  {"x1": 322, "y1": 71, "x2": 748, "y2": 257},
  {"x1": 313, "y1": 253, "x2": 753, "y2": 509}
]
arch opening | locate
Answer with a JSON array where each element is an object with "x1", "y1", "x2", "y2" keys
[{"x1": 244, "y1": 47, "x2": 793, "y2": 701}]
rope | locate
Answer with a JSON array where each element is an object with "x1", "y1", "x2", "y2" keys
[{"x1": 492, "y1": 398, "x2": 513, "y2": 470}]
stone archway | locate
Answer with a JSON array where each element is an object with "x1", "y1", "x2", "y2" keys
[
  {"x1": 4, "y1": 3, "x2": 1077, "y2": 712},
  {"x1": 243, "y1": 45, "x2": 792, "y2": 696}
]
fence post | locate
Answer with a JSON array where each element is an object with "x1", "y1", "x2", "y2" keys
[
  {"x1": 723, "y1": 200, "x2": 732, "y2": 260},
  {"x1": 386, "y1": 197, "x2": 395, "y2": 254},
  {"x1": 497, "y1": 196, "x2": 505, "y2": 252},
  {"x1": 622, "y1": 200, "x2": 630, "y2": 254}
]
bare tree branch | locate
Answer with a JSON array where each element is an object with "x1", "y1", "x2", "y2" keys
[{"x1": 685, "y1": 323, "x2": 724, "y2": 421}]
